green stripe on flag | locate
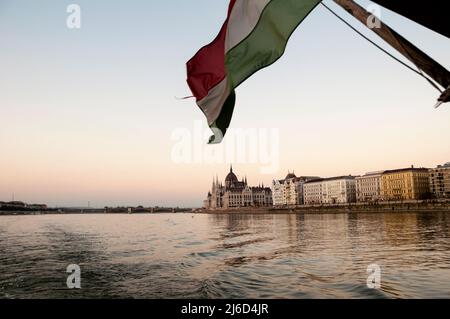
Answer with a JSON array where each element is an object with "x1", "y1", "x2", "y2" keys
[{"x1": 225, "y1": 0, "x2": 321, "y2": 88}]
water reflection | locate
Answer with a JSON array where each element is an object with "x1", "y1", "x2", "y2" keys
[{"x1": 0, "y1": 212, "x2": 449, "y2": 298}]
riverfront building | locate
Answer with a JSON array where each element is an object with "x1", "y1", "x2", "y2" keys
[
  {"x1": 303, "y1": 176, "x2": 356, "y2": 205},
  {"x1": 356, "y1": 171, "x2": 384, "y2": 202},
  {"x1": 303, "y1": 179, "x2": 323, "y2": 205},
  {"x1": 321, "y1": 176, "x2": 356, "y2": 204},
  {"x1": 271, "y1": 179, "x2": 286, "y2": 206},
  {"x1": 203, "y1": 163, "x2": 450, "y2": 208},
  {"x1": 381, "y1": 167, "x2": 430, "y2": 201},
  {"x1": 203, "y1": 166, "x2": 272, "y2": 209},
  {"x1": 271, "y1": 172, "x2": 320, "y2": 207},
  {"x1": 429, "y1": 162, "x2": 450, "y2": 199}
]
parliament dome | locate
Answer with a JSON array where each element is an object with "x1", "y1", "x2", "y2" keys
[{"x1": 225, "y1": 166, "x2": 238, "y2": 183}]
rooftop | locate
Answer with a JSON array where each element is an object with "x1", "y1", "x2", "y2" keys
[
  {"x1": 436, "y1": 162, "x2": 450, "y2": 168},
  {"x1": 285, "y1": 172, "x2": 297, "y2": 180},
  {"x1": 304, "y1": 175, "x2": 355, "y2": 184},
  {"x1": 356, "y1": 171, "x2": 385, "y2": 178},
  {"x1": 383, "y1": 167, "x2": 429, "y2": 174}
]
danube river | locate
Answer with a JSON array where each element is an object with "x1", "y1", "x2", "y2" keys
[{"x1": 0, "y1": 212, "x2": 449, "y2": 298}]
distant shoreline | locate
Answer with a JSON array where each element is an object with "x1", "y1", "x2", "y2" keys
[
  {"x1": 1, "y1": 201, "x2": 449, "y2": 216},
  {"x1": 0, "y1": 207, "x2": 194, "y2": 216},
  {"x1": 199, "y1": 200, "x2": 450, "y2": 214}
]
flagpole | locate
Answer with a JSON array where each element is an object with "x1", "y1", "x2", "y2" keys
[
  {"x1": 327, "y1": 0, "x2": 450, "y2": 105},
  {"x1": 436, "y1": 86, "x2": 450, "y2": 108}
]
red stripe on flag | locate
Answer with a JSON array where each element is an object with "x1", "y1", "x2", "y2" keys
[{"x1": 186, "y1": 0, "x2": 236, "y2": 102}]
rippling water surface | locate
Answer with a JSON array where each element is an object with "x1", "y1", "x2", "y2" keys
[{"x1": 1, "y1": 212, "x2": 450, "y2": 298}]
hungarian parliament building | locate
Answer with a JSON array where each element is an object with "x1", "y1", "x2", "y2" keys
[
  {"x1": 203, "y1": 166, "x2": 273, "y2": 209},
  {"x1": 203, "y1": 162, "x2": 450, "y2": 209}
]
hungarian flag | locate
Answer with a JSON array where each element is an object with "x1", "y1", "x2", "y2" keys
[{"x1": 186, "y1": 0, "x2": 321, "y2": 143}]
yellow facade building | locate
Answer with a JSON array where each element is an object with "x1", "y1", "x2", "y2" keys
[{"x1": 381, "y1": 167, "x2": 430, "y2": 201}]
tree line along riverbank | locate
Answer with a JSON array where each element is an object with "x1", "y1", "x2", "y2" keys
[
  {"x1": 0, "y1": 207, "x2": 194, "y2": 216},
  {"x1": 1, "y1": 200, "x2": 449, "y2": 216}
]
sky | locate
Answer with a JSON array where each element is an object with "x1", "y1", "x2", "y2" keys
[{"x1": 0, "y1": 0, "x2": 449, "y2": 208}]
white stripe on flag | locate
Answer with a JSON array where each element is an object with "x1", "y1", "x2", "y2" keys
[
  {"x1": 197, "y1": 77, "x2": 231, "y2": 125},
  {"x1": 225, "y1": 0, "x2": 272, "y2": 53}
]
